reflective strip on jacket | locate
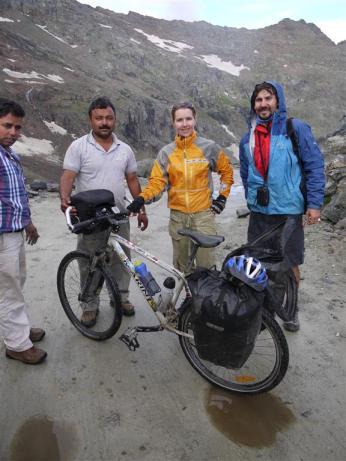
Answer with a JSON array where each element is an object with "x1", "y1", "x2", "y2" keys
[{"x1": 140, "y1": 131, "x2": 234, "y2": 213}]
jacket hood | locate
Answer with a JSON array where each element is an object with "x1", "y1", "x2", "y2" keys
[{"x1": 249, "y1": 80, "x2": 287, "y2": 135}]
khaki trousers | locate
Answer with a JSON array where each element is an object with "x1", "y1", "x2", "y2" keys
[
  {"x1": 168, "y1": 209, "x2": 217, "y2": 273},
  {"x1": 0, "y1": 232, "x2": 33, "y2": 351},
  {"x1": 77, "y1": 222, "x2": 131, "y2": 310}
]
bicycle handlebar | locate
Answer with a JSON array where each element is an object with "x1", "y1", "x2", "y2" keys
[{"x1": 65, "y1": 206, "x2": 129, "y2": 234}]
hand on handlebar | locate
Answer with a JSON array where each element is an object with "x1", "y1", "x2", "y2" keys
[
  {"x1": 60, "y1": 197, "x2": 77, "y2": 215},
  {"x1": 127, "y1": 197, "x2": 148, "y2": 231}
]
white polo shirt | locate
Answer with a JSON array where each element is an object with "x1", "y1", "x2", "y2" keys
[{"x1": 63, "y1": 132, "x2": 137, "y2": 211}]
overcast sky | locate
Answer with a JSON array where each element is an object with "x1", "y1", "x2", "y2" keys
[{"x1": 80, "y1": 0, "x2": 346, "y2": 44}]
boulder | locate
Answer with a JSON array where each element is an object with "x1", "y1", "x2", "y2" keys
[
  {"x1": 47, "y1": 182, "x2": 60, "y2": 192},
  {"x1": 335, "y1": 217, "x2": 346, "y2": 230},
  {"x1": 236, "y1": 208, "x2": 250, "y2": 218},
  {"x1": 322, "y1": 157, "x2": 346, "y2": 224},
  {"x1": 30, "y1": 180, "x2": 48, "y2": 191},
  {"x1": 322, "y1": 188, "x2": 346, "y2": 224}
]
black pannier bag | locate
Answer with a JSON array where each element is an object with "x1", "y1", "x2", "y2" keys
[
  {"x1": 222, "y1": 219, "x2": 298, "y2": 322},
  {"x1": 70, "y1": 189, "x2": 115, "y2": 234},
  {"x1": 187, "y1": 268, "x2": 264, "y2": 369}
]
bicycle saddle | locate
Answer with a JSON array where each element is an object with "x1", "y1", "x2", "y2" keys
[{"x1": 178, "y1": 229, "x2": 224, "y2": 248}]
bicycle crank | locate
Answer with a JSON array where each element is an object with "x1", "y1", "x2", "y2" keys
[
  {"x1": 119, "y1": 327, "x2": 140, "y2": 351},
  {"x1": 119, "y1": 325, "x2": 164, "y2": 351}
]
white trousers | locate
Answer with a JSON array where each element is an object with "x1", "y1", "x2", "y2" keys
[{"x1": 0, "y1": 232, "x2": 32, "y2": 351}]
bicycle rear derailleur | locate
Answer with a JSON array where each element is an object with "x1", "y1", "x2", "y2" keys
[{"x1": 119, "y1": 325, "x2": 163, "y2": 351}]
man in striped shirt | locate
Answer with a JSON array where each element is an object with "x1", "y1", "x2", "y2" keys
[{"x1": 0, "y1": 99, "x2": 47, "y2": 364}]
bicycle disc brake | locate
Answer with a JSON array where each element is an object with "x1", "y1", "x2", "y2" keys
[{"x1": 119, "y1": 327, "x2": 140, "y2": 351}]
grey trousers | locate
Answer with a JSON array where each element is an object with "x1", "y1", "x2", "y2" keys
[{"x1": 77, "y1": 223, "x2": 131, "y2": 310}]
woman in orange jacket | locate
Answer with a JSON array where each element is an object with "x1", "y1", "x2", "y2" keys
[{"x1": 128, "y1": 102, "x2": 234, "y2": 272}]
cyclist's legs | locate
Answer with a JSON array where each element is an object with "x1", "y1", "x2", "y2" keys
[
  {"x1": 77, "y1": 231, "x2": 108, "y2": 311},
  {"x1": 169, "y1": 210, "x2": 190, "y2": 272},
  {"x1": 191, "y1": 210, "x2": 216, "y2": 269},
  {"x1": 169, "y1": 210, "x2": 216, "y2": 272},
  {"x1": 105, "y1": 222, "x2": 131, "y2": 304},
  {"x1": 77, "y1": 223, "x2": 131, "y2": 306}
]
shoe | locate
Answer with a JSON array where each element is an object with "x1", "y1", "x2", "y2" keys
[
  {"x1": 122, "y1": 301, "x2": 135, "y2": 317},
  {"x1": 283, "y1": 309, "x2": 300, "y2": 332},
  {"x1": 29, "y1": 328, "x2": 45, "y2": 342},
  {"x1": 6, "y1": 346, "x2": 47, "y2": 364},
  {"x1": 80, "y1": 310, "x2": 98, "y2": 327}
]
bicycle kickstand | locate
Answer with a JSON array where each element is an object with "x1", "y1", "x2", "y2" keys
[{"x1": 119, "y1": 327, "x2": 140, "y2": 351}]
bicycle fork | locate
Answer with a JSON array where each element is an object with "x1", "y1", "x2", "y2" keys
[{"x1": 78, "y1": 252, "x2": 105, "y2": 304}]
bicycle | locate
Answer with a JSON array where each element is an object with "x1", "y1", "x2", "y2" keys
[{"x1": 57, "y1": 194, "x2": 289, "y2": 394}]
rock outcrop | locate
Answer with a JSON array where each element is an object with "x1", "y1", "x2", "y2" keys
[
  {"x1": 1, "y1": 0, "x2": 345, "y2": 175},
  {"x1": 322, "y1": 119, "x2": 346, "y2": 225}
]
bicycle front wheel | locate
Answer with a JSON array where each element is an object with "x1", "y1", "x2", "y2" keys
[
  {"x1": 178, "y1": 307, "x2": 289, "y2": 394},
  {"x1": 57, "y1": 251, "x2": 122, "y2": 340}
]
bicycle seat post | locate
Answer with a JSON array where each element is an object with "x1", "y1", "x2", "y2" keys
[{"x1": 185, "y1": 242, "x2": 199, "y2": 274}]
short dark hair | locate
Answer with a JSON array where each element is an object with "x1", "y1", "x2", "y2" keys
[
  {"x1": 171, "y1": 101, "x2": 196, "y2": 121},
  {"x1": 250, "y1": 83, "x2": 278, "y2": 110},
  {"x1": 0, "y1": 99, "x2": 25, "y2": 118},
  {"x1": 88, "y1": 97, "x2": 116, "y2": 117}
]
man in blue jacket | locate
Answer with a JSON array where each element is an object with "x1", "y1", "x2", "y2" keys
[{"x1": 239, "y1": 81, "x2": 325, "y2": 332}]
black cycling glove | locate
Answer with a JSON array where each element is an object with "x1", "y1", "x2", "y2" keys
[
  {"x1": 211, "y1": 195, "x2": 226, "y2": 214},
  {"x1": 127, "y1": 196, "x2": 145, "y2": 213}
]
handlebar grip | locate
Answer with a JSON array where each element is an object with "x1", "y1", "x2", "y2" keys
[
  {"x1": 67, "y1": 211, "x2": 129, "y2": 234},
  {"x1": 114, "y1": 211, "x2": 130, "y2": 218},
  {"x1": 71, "y1": 218, "x2": 95, "y2": 234}
]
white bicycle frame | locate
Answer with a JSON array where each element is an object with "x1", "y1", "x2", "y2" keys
[{"x1": 65, "y1": 207, "x2": 193, "y2": 335}]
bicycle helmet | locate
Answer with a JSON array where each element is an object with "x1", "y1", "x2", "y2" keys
[{"x1": 224, "y1": 255, "x2": 268, "y2": 292}]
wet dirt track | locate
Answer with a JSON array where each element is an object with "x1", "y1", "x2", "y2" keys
[{"x1": 1, "y1": 181, "x2": 345, "y2": 461}]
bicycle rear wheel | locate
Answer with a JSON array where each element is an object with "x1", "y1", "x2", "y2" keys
[
  {"x1": 178, "y1": 307, "x2": 289, "y2": 394},
  {"x1": 57, "y1": 251, "x2": 122, "y2": 340}
]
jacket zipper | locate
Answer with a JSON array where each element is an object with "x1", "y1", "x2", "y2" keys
[{"x1": 183, "y1": 137, "x2": 190, "y2": 211}]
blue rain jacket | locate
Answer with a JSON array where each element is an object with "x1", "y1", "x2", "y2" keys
[{"x1": 239, "y1": 80, "x2": 325, "y2": 214}]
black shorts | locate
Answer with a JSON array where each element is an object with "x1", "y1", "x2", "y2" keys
[{"x1": 248, "y1": 212, "x2": 304, "y2": 267}]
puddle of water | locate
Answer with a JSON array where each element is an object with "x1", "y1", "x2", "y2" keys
[
  {"x1": 9, "y1": 415, "x2": 78, "y2": 461},
  {"x1": 205, "y1": 388, "x2": 296, "y2": 447}
]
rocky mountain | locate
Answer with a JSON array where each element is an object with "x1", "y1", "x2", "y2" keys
[
  {"x1": 1, "y1": 0, "x2": 346, "y2": 181},
  {"x1": 322, "y1": 117, "x2": 346, "y2": 225}
]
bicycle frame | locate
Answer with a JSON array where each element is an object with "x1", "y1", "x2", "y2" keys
[
  {"x1": 65, "y1": 206, "x2": 192, "y2": 336},
  {"x1": 107, "y1": 231, "x2": 193, "y2": 331},
  {"x1": 62, "y1": 206, "x2": 290, "y2": 392}
]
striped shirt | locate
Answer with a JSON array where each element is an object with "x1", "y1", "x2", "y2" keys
[{"x1": 0, "y1": 145, "x2": 31, "y2": 232}]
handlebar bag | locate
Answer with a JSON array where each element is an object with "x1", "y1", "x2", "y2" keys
[
  {"x1": 187, "y1": 268, "x2": 264, "y2": 369},
  {"x1": 70, "y1": 189, "x2": 115, "y2": 234}
]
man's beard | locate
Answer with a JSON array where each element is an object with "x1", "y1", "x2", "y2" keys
[{"x1": 95, "y1": 127, "x2": 112, "y2": 138}]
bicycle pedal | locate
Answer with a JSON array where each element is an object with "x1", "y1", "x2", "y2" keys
[{"x1": 119, "y1": 328, "x2": 140, "y2": 351}]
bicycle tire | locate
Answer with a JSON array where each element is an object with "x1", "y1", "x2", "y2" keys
[
  {"x1": 178, "y1": 306, "x2": 289, "y2": 394},
  {"x1": 57, "y1": 250, "x2": 122, "y2": 340}
]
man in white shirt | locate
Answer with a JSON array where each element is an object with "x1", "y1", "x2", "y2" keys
[{"x1": 60, "y1": 97, "x2": 148, "y2": 324}]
